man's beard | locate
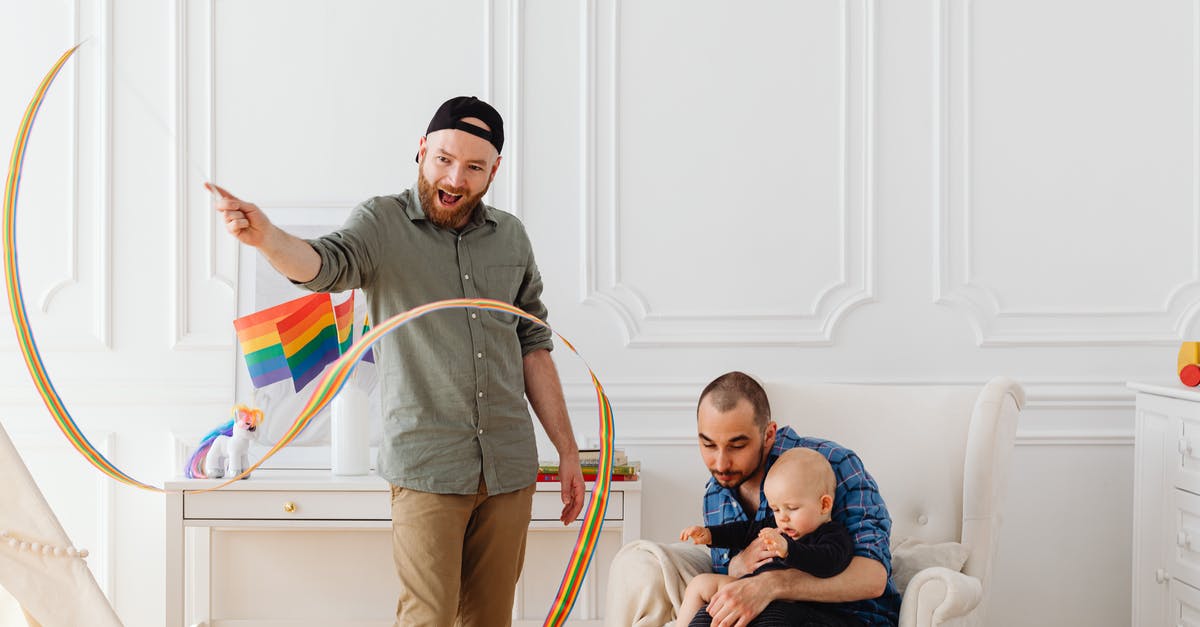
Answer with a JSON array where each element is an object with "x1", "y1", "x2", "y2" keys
[
  {"x1": 417, "y1": 166, "x2": 489, "y2": 229},
  {"x1": 711, "y1": 446, "x2": 768, "y2": 490}
]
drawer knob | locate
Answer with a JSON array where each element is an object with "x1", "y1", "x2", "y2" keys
[
  {"x1": 1181, "y1": 438, "x2": 1194, "y2": 455},
  {"x1": 1180, "y1": 531, "x2": 1190, "y2": 547},
  {"x1": 282, "y1": 501, "x2": 296, "y2": 513},
  {"x1": 1156, "y1": 568, "x2": 1171, "y2": 584}
]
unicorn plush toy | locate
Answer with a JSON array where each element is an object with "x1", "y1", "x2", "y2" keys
[{"x1": 193, "y1": 405, "x2": 264, "y2": 479}]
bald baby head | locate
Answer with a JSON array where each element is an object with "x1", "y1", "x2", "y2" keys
[{"x1": 766, "y1": 448, "x2": 836, "y2": 498}]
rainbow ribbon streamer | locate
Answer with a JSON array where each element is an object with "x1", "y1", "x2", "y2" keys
[
  {"x1": 361, "y1": 313, "x2": 374, "y2": 363},
  {"x1": 4, "y1": 45, "x2": 157, "y2": 491},
  {"x1": 6, "y1": 46, "x2": 615, "y2": 624}
]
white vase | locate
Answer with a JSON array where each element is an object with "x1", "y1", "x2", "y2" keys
[{"x1": 330, "y1": 380, "x2": 369, "y2": 476}]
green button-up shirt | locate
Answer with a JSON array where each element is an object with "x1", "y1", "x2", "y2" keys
[{"x1": 300, "y1": 186, "x2": 553, "y2": 495}]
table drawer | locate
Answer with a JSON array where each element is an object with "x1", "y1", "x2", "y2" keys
[
  {"x1": 1171, "y1": 577, "x2": 1200, "y2": 625},
  {"x1": 184, "y1": 490, "x2": 390, "y2": 520},
  {"x1": 1171, "y1": 488, "x2": 1200, "y2": 588},
  {"x1": 1176, "y1": 412, "x2": 1200, "y2": 496},
  {"x1": 531, "y1": 490, "x2": 623, "y2": 521}
]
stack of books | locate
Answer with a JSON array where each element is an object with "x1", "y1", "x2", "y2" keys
[{"x1": 537, "y1": 448, "x2": 640, "y2": 482}]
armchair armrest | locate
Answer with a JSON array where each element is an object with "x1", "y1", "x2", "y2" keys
[{"x1": 898, "y1": 567, "x2": 983, "y2": 627}]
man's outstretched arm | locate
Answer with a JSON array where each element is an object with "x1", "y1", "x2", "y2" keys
[{"x1": 207, "y1": 182, "x2": 321, "y2": 282}]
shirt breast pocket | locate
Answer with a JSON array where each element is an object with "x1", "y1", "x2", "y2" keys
[{"x1": 484, "y1": 265, "x2": 526, "y2": 322}]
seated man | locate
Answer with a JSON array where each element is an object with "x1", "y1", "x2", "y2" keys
[{"x1": 604, "y1": 371, "x2": 901, "y2": 627}]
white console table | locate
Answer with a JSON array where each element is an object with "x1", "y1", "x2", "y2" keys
[
  {"x1": 1132, "y1": 381, "x2": 1200, "y2": 625},
  {"x1": 165, "y1": 471, "x2": 640, "y2": 627}
]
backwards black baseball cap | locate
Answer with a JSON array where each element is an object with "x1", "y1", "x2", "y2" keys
[{"x1": 416, "y1": 96, "x2": 504, "y2": 163}]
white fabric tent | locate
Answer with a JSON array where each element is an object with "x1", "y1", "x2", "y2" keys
[{"x1": 0, "y1": 422, "x2": 121, "y2": 627}]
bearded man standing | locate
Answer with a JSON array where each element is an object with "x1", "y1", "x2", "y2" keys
[{"x1": 209, "y1": 96, "x2": 585, "y2": 627}]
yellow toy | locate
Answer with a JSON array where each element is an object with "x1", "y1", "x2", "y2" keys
[{"x1": 1179, "y1": 342, "x2": 1200, "y2": 387}]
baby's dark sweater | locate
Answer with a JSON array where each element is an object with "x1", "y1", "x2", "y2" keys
[{"x1": 707, "y1": 519, "x2": 854, "y2": 578}]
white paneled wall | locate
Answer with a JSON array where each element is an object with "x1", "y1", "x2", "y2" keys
[
  {"x1": 0, "y1": 1, "x2": 1188, "y2": 625},
  {"x1": 580, "y1": 0, "x2": 874, "y2": 347},
  {"x1": 936, "y1": 0, "x2": 1199, "y2": 345}
]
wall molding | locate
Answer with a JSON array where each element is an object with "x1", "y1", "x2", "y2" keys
[
  {"x1": 579, "y1": 0, "x2": 877, "y2": 347},
  {"x1": 478, "y1": 0, "x2": 524, "y2": 220},
  {"x1": 9, "y1": 0, "x2": 114, "y2": 351},
  {"x1": 171, "y1": 0, "x2": 235, "y2": 351},
  {"x1": 1015, "y1": 430, "x2": 1133, "y2": 447},
  {"x1": 562, "y1": 377, "x2": 1136, "y2": 408},
  {"x1": 563, "y1": 377, "x2": 1136, "y2": 449},
  {"x1": 66, "y1": 0, "x2": 113, "y2": 349},
  {"x1": 583, "y1": 430, "x2": 1133, "y2": 449},
  {"x1": 495, "y1": 0, "x2": 524, "y2": 221},
  {"x1": 0, "y1": 382, "x2": 230, "y2": 407},
  {"x1": 933, "y1": 0, "x2": 1200, "y2": 346}
]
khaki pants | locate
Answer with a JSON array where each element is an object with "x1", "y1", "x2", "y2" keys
[{"x1": 390, "y1": 478, "x2": 535, "y2": 627}]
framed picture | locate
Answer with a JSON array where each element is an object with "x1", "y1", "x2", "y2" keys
[{"x1": 233, "y1": 206, "x2": 382, "y2": 468}]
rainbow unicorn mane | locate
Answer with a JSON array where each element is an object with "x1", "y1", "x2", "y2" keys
[{"x1": 185, "y1": 419, "x2": 233, "y2": 479}]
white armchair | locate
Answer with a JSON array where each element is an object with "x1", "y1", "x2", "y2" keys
[{"x1": 765, "y1": 377, "x2": 1024, "y2": 627}]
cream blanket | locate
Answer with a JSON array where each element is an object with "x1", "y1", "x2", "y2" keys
[
  {"x1": 0, "y1": 423, "x2": 122, "y2": 627},
  {"x1": 604, "y1": 540, "x2": 712, "y2": 627}
]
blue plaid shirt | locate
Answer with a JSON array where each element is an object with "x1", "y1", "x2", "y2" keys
[{"x1": 702, "y1": 426, "x2": 901, "y2": 626}]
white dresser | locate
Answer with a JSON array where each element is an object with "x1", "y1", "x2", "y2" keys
[
  {"x1": 165, "y1": 471, "x2": 640, "y2": 627},
  {"x1": 1132, "y1": 382, "x2": 1200, "y2": 625}
]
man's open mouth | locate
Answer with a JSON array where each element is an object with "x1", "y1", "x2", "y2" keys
[{"x1": 438, "y1": 189, "x2": 463, "y2": 207}]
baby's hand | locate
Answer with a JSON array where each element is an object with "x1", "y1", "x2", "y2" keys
[
  {"x1": 758, "y1": 527, "x2": 788, "y2": 558},
  {"x1": 679, "y1": 525, "x2": 712, "y2": 545}
]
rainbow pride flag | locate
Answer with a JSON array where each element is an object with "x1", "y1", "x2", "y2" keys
[
  {"x1": 361, "y1": 314, "x2": 374, "y2": 363},
  {"x1": 233, "y1": 294, "x2": 329, "y2": 388},
  {"x1": 334, "y1": 292, "x2": 354, "y2": 355},
  {"x1": 276, "y1": 293, "x2": 340, "y2": 392}
]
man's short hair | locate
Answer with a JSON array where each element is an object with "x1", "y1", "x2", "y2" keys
[{"x1": 697, "y1": 371, "x2": 771, "y2": 430}]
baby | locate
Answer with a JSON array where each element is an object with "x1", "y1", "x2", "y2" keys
[{"x1": 675, "y1": 447, "x2": 854, "y2": 627}]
